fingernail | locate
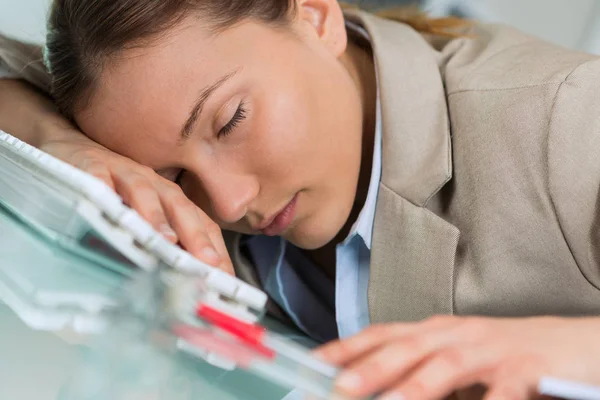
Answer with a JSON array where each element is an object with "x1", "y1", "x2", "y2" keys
[
  {"x1": 201, "y1": 247, "x2": 220, "y2": 263},
  {"x1": 159, "y1": 224, "x2": 177, "y2": 240},
  {"x1": 378, "y1": 393, "x2": 405, "y2": 400},
  {"x1": 336, "y1": 372, "x2": 363, "y2": 392}
]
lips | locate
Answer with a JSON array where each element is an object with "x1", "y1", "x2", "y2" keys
[{"x1": 259, "y1": 194, "x2": 298, "y2": 237}]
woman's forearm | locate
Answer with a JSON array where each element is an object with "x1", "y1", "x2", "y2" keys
[{"x1": 0, "y1": 78, "x2": 79, "y2": 147}]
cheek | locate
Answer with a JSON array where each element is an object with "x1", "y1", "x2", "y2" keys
[
  {"x1": 248, "y1": 90, "x2": 315, "y2": 183},
  {"x1": 244, "y1": 77, "x2": 362, "y2": 205}
]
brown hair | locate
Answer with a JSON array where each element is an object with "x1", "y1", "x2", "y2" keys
[{"x1": 45, "y1": 0, "x2": 467, "y2": 120}]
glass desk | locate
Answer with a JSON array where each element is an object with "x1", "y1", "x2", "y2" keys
[{"x1": 0, "y1": 205, "x2": 325, "y2": 400}]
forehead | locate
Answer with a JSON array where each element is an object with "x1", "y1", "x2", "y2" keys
[{"x1": 76, "y1": 19, "x2": 279, "y2": 165}]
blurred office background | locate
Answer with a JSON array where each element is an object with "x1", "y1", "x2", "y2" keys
[
  {"x1": 361, "y1": 0, "x2": 600, "y2": 55},
  {"x1": 0, "y1": 0, "x2": 600, "y2": 54},
  {"x1": 1, "y1": 0, "x2": 600, "y2": 54}
]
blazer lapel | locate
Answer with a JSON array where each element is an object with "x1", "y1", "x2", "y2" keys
[
  {"x1": 346, "y1": 12, "x2": 460, "y2": 322},
  {"x1": 370, "y1": 186, "x2": 459, "y2": 322}
]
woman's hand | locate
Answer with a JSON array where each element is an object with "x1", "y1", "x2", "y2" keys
[
  {"x1": 315, "y1": 315, "x2": 600, "y2": 400},
  {"x1": 39, "y1": 130, "x2": 234, "y2": 275}
]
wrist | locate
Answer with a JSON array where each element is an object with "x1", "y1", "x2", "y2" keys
[
  {"x1": 33, "y1": 109, "x2": 82, "y2": 146},
  {"x1": 0, "y1": 78, "x2": 82, "y2": 147}
]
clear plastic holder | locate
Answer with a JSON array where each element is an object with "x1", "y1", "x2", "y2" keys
[
  {"x1": 166, "y1": 272, "x2": 344, "y2": 399},
  {"x1": 1, "y1": 202, "x2": 349, "y2": 399},
  {"x1": 57, "y1": 266, "x2": 352, "y2": 400},
  {"x1": 0, "y1": 131, "x2": 155, "y2": 274},
  {"x1": 0, "y1": 202, "x2": 123, "y2": 333},
  {"x1": 0, "y1": 130, "x2": 354, "y2": 399},
  {"x1": 0, "y1": 130, "x2": 267, "y2": 318}
]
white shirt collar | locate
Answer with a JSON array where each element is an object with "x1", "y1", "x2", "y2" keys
[{"x1": 342, "y1": 21, "x2": 382, "y2": 250}]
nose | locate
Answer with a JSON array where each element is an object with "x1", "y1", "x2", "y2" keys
[{"x1": 203, "y1": 170, "x2": 259, "y2": 224}]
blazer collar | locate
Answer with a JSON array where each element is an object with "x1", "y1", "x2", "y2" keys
[{"x1": 345, "y1": 11, "x2": 453, "y2": 206}]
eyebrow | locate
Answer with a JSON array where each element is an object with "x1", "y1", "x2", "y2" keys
[{"x1": 179, "y1": 70, "x2": 238, "y2": 145}]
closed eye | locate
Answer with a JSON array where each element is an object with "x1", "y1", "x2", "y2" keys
[
  {"x1": 218, "y1": 102, "x2": 247, "y2": 138},
  {"x1": 160, "y1": 102, "x2": 247, "y2": 186}
]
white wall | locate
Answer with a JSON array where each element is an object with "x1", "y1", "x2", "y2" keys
[
  {"x1": 469, "y1": 0, "x2": 597, "y2": 52},
  {"x1": 424, "y1": 0, "x2": 600, "y2": 54},
  {"x1": 578, "y1": 1, "x2": 600, "y2": 55},
  {"x1": 0, "y1": 0, "x2": 50, "y2": 43}
]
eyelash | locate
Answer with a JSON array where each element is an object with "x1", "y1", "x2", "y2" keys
[{"x1": 218, "y1": 102, "x2": 247, "y2": 138}]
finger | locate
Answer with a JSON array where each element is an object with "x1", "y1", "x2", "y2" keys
[
  {"x1": 483, "y1": 379, "x2": 532, "y2": 400},
  {"x1": 204, "y1": 218, "x2": 235, "y2": 275},
  {"x1": 315, "y1": 316, "x2": 457, "y2": 366},
  {"x1": 81, "y1": 160, "x2": 115, "y2": 190},
  {"x1": 158, "y1": 183, "x2": 221, "y2": 266},
  {"x1": 378, "y1": 345, "x2": 497, "y2": 400},
  {"x1": 112, "y1": 172, "x2": 178, "y2": 243},
  {"x1": 484, "y1": 361, "x2": 541, "y2": 400},
  {"x1": 334, "y1": 326, "x2": 482, "y2": 398}
]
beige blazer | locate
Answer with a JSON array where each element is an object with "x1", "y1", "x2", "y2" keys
[
  {"x1": 230, "y1": 11, "x2": 600, "y2": 324},
  {"x1": 3, "y1": 11, "x2": 600, "y2": 326}
]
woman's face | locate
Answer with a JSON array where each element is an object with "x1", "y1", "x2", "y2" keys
[{"x1": 76, "y1": 6, "x2": 365, "y2": 250}]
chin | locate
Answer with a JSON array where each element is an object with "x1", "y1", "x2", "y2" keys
[
  {"x1": 288, "y1": 237, "x2": 327, "y2": 250},
  {"x1": 285, "y1": 222, "x2": 341, "y2": 250}
]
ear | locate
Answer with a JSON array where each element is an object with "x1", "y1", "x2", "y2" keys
[{"x1": 296, "y1": 0, "x2": 347, "y2": 57}]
